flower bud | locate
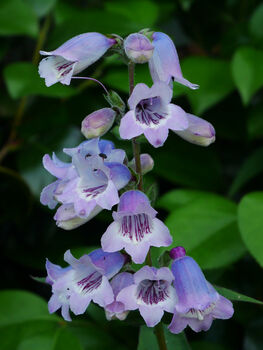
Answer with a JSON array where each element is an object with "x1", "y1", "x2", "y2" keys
[
  {"x1": 174, "y1": 113, "x2": 215, "y2": 146},
  {"x1": 124, "y1": 33, "x2": 154, "y2": 64},
  {"x1": 81, "y1": 108, "x2": 116, "y2": 139},
  {"x1": 129, "y1": 153, "x2": 154, "y2": 175}
]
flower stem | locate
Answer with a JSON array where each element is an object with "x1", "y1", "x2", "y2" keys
[
  {"x1": 128, "y1": 62, "x2": 143, "y2": 191},
  {"x1": 154, "y1": 323, "x2": 168, "y2": 350},
  {"x1": 128, "y1": 61, "x2": 167, "y2": 350}
]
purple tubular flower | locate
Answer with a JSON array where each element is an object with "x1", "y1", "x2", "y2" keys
[
  {"x1": 40, "y1": 138, "x2": 130, "y2": 228},
  {"x1": 38, "y1": 32, "x2": 116, "y2": 86},
  {"x1": 119, "y1": 82, "x2": 188, "y2": 147},
  {"x1": 168, "y1": 250, "x2": 234, "y2": 334},
  {"x1": 129, "y1": 153, "x2": 154, "y2": 175},
  {"x1": 117, "y1": 266, "x2": 176, "y2": 327},
  {"x1": 101, "y1": 190, "x2": 172, "y2": 263},
  {"x1": 47, "y1": 249, "x2": 125, "y2": 321},
  {"x1": 81, "y1": 108, "x2": 116, "y2": 139},
  {"x1": 105, "y1": 272, "x2": 134, "y2": 321},
  {"x1": 149, "y1": 32, "x2": 199, "y2": 89},
  {"x1": 174, "y1": 114, "x2": 216, "y2": 146},
  {"x1": 124, "y1": 33, "x2": 154, "y2": 64}
]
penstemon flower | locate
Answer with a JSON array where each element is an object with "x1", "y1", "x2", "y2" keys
[
  {"x1": 46, "y1": 249, "x2": 125, "y2": 321},
  {"x1": 105, "y1": 272, "x2": 134, "y2": 321},
  {"x1": 149, "y1": 32, "x2": 199, "y2": 89},
  {"x1": 39, "y1": 32, "x2": 116, "y2": 86},
  {"x1": 117, "y1": 266, "x2": 177, "y2": 327},
  {"x1": 168, "y1": 247, "x2": 234, "y2": 333},
  {"x1": 119, "y1": 82, "x2": 188, "y2": 147},
  {"x1": 124, "y1": 33, "x2": 154, "y2": 64},
  {"x1": 41, "y1": 138, "x2": 130, "y2": 228},
  {"x1": 101, "y1": 190, "x2": 172, "y2": 263},
  {"x1": 174, "y1": 113, "x2": 216, "y2": 146}
]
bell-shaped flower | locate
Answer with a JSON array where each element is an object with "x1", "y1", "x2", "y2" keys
[
  {"x1": 39, "y1": 32, "x2": 116, "y2": 86},
  {"x1": 105, "y1": 272, "x2": 134, "y2": 321},
  {"x1": 168, "y1": 247, "x2": 234, "y2": 334},
  {"x1": 40, "y1": 138, "x2": 130, "y2": 228},
  {"x1": 81, "y1": 108, "x2": 116, "y2": 139},
  {"x1": 129, "y1": 153, "x2": 154, "y2": 175},
  {"x1": 101, "y1": 190, "x2": 172, "y2": 263},
  {"x1": 174, "y1": 113, "x2": 215, "y2": 146},
  {"x1": 124, "y1": 33, "x2": 154, "y2": 64},
  {"x1": 117, "y1": 266, "x2": 176, "y2": 327},
  {"x1": 149, "y1": 32, "x2": 199, "y2": 89},
  {"x1": 47, "y1": 249, "x2": 125, "y2": 321},
  {"x1": 55, "y1": 154, "x2": 131, "y2": 219},
  {"x1": 119, "y1": 82, "x2": 188, "y2": 147}
]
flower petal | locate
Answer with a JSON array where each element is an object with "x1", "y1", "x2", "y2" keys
[
  {"x1": 149, "y1": 218, "x2": 172, "y2": 248},
  {"x1": 119, "y1": 111, "x2": 143, "y2": 140},
  {"x1": 101, "y1": 221, "x2": 124, "y2": 252},
  {"x1": 144, "y1": 126, "x2": 169, "y2": 148},
  {"x1": 167, "y1": 104, "x2": 188, "y2": 131},
  {"x1": 139, "y1": 305, "x2": 164, "y2": 327}
]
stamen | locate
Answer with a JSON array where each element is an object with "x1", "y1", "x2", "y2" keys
[
  {"x1": 135, "y1": 97, "x2": 166, "y2": 126},
  {"x1": 137, "y1": 279, "x2": 169, "y2": 305},
  {"x1": 121, "y1": 214, "x2": 151, "y2": 241},
  {"x1": 184, "y1": 303, "x2": 216, "y2": 320}
]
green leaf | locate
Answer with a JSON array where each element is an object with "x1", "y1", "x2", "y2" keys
[
  {"x1": 249, "y1": 3, "x2": 263, "y2": 40},
  {"x1": 53, "y1": 328, "x2": 83, "y2": 350},
  {"x1": 0, "y1": 0, "x2": 38, "y2": 37},
  {"x1": 228, "y1": 147, "x2": 263, "y2": 197},
  {"x1": 176, "y1": 57, "x2": 235, "y2": 114},
  {"x1": 24, "y1": 0, "x2": 57, "y2": 17},
  {"x1": 153, "y1": 140, "x2": 221, "y2": 191},
  {"x1": 138, "y1": 326, "x2": 190, "y2": 350},
  {"x1": 164, "y1": 194, "x2": 246, "y2": 269},
  {"x1": 231, "y1": 47, "x2": 263, "y2": 105},
  {"x1": 4, "y1": 62, "x2": 76, "y2": 99},
  {"x1": 215, "y1": 286, "x2": 263, "y2": 305},
  {"x1": 0, "y1": 290, "x2": 59, "y2": 327},
  {"x1": 238, "y1": 192, "x2": 263, "y2": 267},
  {"x1": 157, "y1": 189, "x2": 216, "y2": 211},
  {"x1": 105, "y1": 0, "x2": 159, "y2": 27}
]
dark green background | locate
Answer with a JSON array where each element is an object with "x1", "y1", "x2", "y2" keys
[{"x1": 1, "y1": 0, "x2": 263, "y2": 349}]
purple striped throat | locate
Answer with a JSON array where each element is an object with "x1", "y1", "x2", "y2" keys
[
  {"x1": 137, "y1": 279, "x2": 169, "y2": 305},
  {"x1": 121, "y1": 214, "x2": 151, "y2": 242}
]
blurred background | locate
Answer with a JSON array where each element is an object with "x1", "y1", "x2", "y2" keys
[{"x1": 1, "y1": 0, "x2": 263, "y2": 349}]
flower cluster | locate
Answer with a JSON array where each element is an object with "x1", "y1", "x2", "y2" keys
[{"x1": 39, "y1": 28, "x2": 233, "y2": 336}]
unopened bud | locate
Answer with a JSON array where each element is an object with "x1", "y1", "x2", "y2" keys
[
  {"x1": 81, "y1": 108, "x2": 116, "y2": 139},
  {"x1": 124, "y1": 33, "x2": 154, "y2": 64},
  {"x1": 129, "y1": 153, "x2": 154, "y2": 175},
  {"x1": 174, "y1": 114, "x2": 215, "y2": 146}
]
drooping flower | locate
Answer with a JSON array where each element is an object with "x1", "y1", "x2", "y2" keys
[
  {"x1": 149, "y1": 32, "x2": 199, "y2": 89},
  {"x1": 173, "y1": 114, "x2": 215, "y2": 146},
  {"x1": 39, "y1": 32, "x2": 116, "y2": 86},
  {"x1": 101, "y1": 190, "x2": 172, "y2": 263},
  {"x1": 105, "y1": 272, "x2": 134, "y2": 321},
  {"x1": 117, "y1": 266, "x2": 176, "y2": 327},
  {"x1": 129, "y1": 153, "x2": 154, "y2": 175},
  {"x1": 47, "y1": 249, "x2": 125, "y2": 321},
  {"x1": 168, "y1": 247, "x2": 234, "y2": 334},
  {"x1": 124, "y1": 33, "x2": 154, "y2": 64},
  {"x1": 119, "y1": 82, "x2": 188, "y2": 147},
  {"x1": 40, "y1": 138, "x2": 131, "y2": 229},
  {"x1": 81, "y1": 108, "x2": 116, "y2": 139}
]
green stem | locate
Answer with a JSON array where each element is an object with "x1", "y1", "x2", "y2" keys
[
  {"x1": 154, "y1": 323, "x2": 168, "y2": 350},
  {"x1": 128, "y1": 61, "x2": 166, "y2": 350}
]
